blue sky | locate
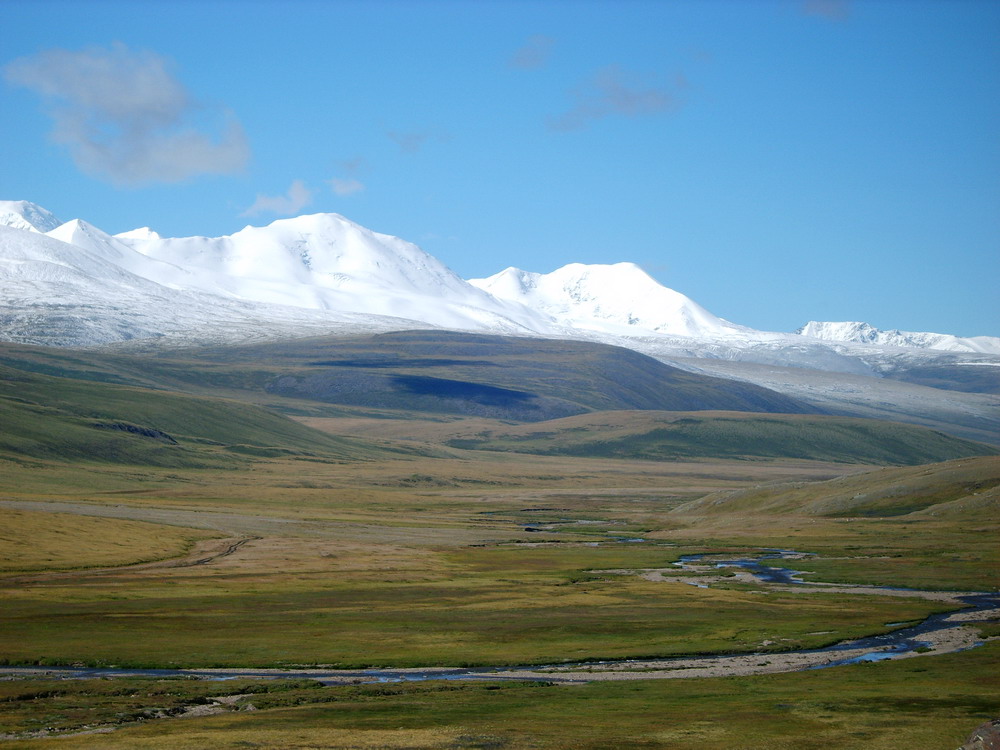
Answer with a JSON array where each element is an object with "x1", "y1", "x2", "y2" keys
[{"x1": 2, "y1": 0, "x2": 998, "y2": 336}]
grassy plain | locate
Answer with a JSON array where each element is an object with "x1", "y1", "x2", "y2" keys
[
  {"x1": 1, "y1": 448, "x2": 998, "y2": 747},
  {"x1": 0, "y1": 337, "x2": 998, "y2": 747},
  {"x1": 0, "y1": 509, "x2": 216, "y2": 572},
  {"x1": 7, "y1": 451, "x2": 952, "y2": 669}
]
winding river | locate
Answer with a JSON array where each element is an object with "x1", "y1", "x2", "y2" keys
[{"x1": 3, "y1": 549, "x2": 997, "y2": 685}]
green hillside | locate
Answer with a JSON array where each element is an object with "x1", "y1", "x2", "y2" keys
[
  {"x1": 0, "y1": 332, "x2": 815, "y2": 421},
  {"x1": 444, "y1": 410, "x2": 998, "y2": 465},
  {"x1": 0, "y1": 364, "x2": 382, "y2": 467},
  {"x1": 673, "y1": 455, "x2": 1000, "y2": 517}
]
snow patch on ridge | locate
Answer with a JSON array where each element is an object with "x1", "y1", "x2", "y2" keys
[
  {"x1": 797, "y1": 321, "x2": 1000, "y2": 355},
  {"x1": 115, "y1": 227, "x2": 162, "y2": 241}
]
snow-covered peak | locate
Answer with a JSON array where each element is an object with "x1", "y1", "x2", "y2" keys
[
  {"x1": 48, "y1": 219, "x2": 125, "y2": 261},
  {"x1": 115, "y1": 227, "x2": 161, "y2": 241},
  {"x1": 45, "y1": 218, "x2": 204, "y2": 292},
  {"x1": 2, "y1": 200, "x2": 995, "y2": 366},
  {"x1": 470, "y1": 262, "x2": 748, "y2": 339},
  {"x1": 796, "y1": 321, "x2": 1000, "y2": 355},
  {"x1": 46, "y1": 209, "x2": 560, "y2": 334},
  {"x1": 122, "y1": 212, "x2": 472, "y2": 297},
  {"x1": 0, "y1": 200, "x2": 63, "y2": 233}
]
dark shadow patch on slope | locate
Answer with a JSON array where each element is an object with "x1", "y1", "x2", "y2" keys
[
  {"x1": 310, "y1": 358, "x2": 497, "y2": 369},
  {"x1": 267, "y1": 370, "x2": 579, "y2": 421},
  {"x1": 391, "y1": 375, "x2": 534, "y2": 407}
]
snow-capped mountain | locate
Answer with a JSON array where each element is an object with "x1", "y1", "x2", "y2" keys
[
  {"x1": 0, "y1": 200, "x2": 62, "y2": 233},
  {"x1": 112, "y1": 212, "x2": 560, "y2": 333},
  {"x1": 469, "y1": 263, "x2": 751, "y2": 338},
  {"x1": 0, "y1": 202, "x2": 564, "y2": 345},
  {"x1": 0, "y1": 222, "x2": 410, "y2": 347},
  {"x1": 0, "y1": 200, "x2": 996, "y2": 364},
  {"x1": 2, "y1": 199, "x2": 997, "y2": 444},
  {"x1": 797, "y1": 321, "x2": 1000, "y2": 355}
]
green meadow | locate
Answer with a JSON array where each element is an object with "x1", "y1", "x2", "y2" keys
[
  {"x1": 2, "y1": 643, "x2": 998, "y2": 749},
  {"x1": 0, "y1": 336, "x2": 997, "y2": 747}
]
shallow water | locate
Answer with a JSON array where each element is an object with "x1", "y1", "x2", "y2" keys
[{"x1": 6, "y1": 548, "x2": 996, "y2": 685}]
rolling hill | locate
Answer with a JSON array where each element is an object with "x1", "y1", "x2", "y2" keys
[
  {"x1": 0, "y1": 364, "x2": 384, "y2": 467},
  {"x1": 169, "y1": 331, "x2": 818, "y2": 420},
  {"x1": 439, "y1": 410, "x2": 998, "y2": 466},
  {"x1": 1, "y1": 332, "x2": 994, "y2": 468},
  {"x1": 0, "y1": 331, "x2": 816, "y2": 422},
  {"x1": 671, "y1": 455, "x2": 1000, "y2": 517}
]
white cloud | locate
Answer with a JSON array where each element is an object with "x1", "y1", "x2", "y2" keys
[
  {"x1": 3, "y1": 42, "x2": 249, "y2": 185},
  {"x1": 330, "y1": 177, "x2": 365, "y2": 196},
  {"x1": 549, "y1": 65, "x2": 678, "y2": 132},
  {"x1": 242, "y1": 180, "x2": 312, "y2": 216}
]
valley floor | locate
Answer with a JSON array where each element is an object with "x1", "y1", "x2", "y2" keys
[{"x1": 1, "y1": 451, "x2": 998, "y2": 748}]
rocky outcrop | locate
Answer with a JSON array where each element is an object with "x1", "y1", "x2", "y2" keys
[
  {"x1": 92, "y1": 422, "x2": 177, "y2": 444},
  {"x1": 960, "y1": 719, "x2": 1000, "y2": 750}
]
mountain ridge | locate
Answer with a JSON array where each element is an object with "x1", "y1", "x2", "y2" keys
[
  {"x1": 1, "y1": 200, "x2": 998, "y2": 445},
  {"x1": 1, "y1": 200, "x2": 997, "y2": 362},
  {"x1": 796, "y1": 320, "x2": 1000, "y2": 355}
]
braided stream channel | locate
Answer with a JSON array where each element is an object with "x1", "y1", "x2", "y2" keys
[{"x1": 3, "y1": 549, "x2": 997, "y2": 685}]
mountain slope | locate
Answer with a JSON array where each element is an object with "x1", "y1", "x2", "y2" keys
[
  {"x1": 1, "y1": 200, "x2": 995, "y2": 365},
  {"x1": 0, "y1": 200, "x2": 62, "y2": 233},
  {"x1": 154, "y1": 330, "x2": 819, "y2": 420},
  {"x1": 0, "y1": 363, "x2": 381, "y2": 466},
  {"x1": 6, "y1": 336, "x2": 983, "y2": 469},
  {"x1": 443, "y1": 410, "x2": 998, "y2": 465},
  {"x1": 879, "y1": 361, "x2": 1000, "y2": 395},
  {"x1": 0, "y1": 223, "x2": 453, "y2": 348},
  {"x1": 469, "y1": 262, "x2": 750, "y2": 338},
  {"x1": 666, "y1": 355, "x2": 1000, "y2": 446},
  {"x1": 1, "y1": 199, "x2": 997, "y2": 449},
  {"x1": 0, "y1": 331, "x2": 815, "y2": 422},
  {"x1": 114, "y1": 212, "x2": 559, "y2": 334}
]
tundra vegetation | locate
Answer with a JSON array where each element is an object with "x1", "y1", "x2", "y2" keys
[{"x1": 0, "y1": 335, "x2": 997, "y2": 748}]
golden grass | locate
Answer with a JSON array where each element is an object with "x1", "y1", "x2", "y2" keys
[
  {"x1": 0, "y1": 508, "x2": 216, "y2": 573},
  {"x1": 15, "y1": 723, "x2": 467, "y2": 749}
]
